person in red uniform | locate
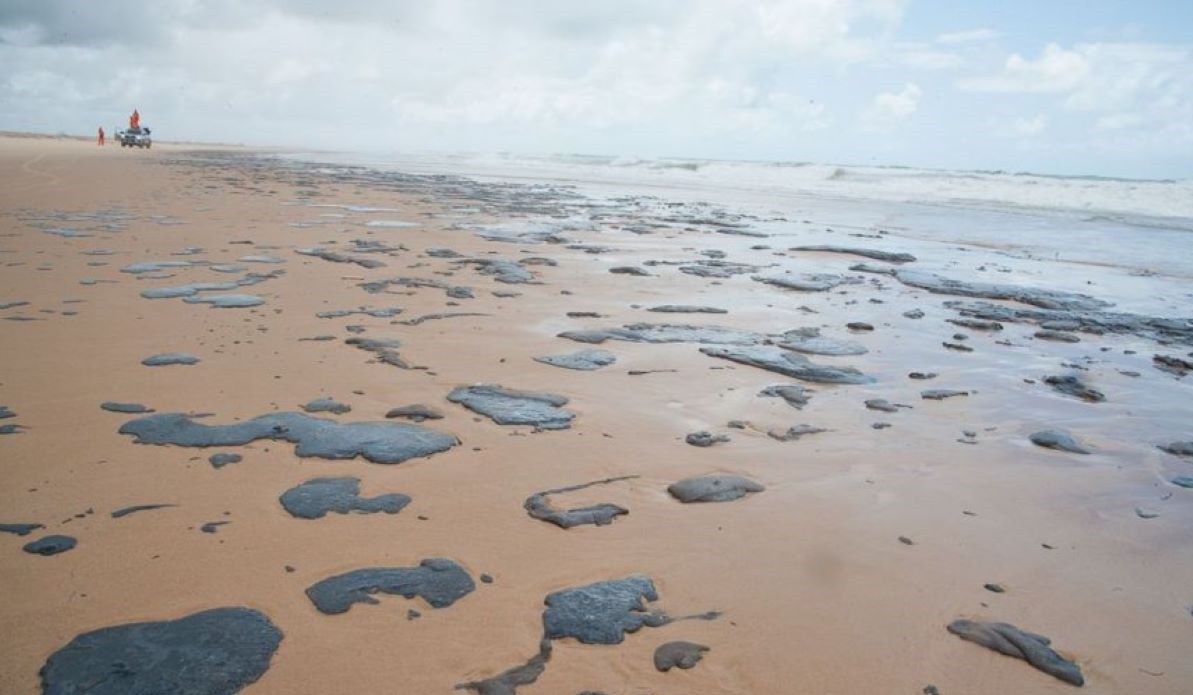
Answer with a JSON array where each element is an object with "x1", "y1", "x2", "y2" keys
[
  {"x1": 97, "y1": 127, "x2": 105, "y2": 146},
  {"x1": 130, "y1": 109, "x2": 140, "y2": 129}
]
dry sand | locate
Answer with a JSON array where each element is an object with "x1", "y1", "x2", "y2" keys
[{"x1": 1, "y1": 133, "x2": 1191, "y2": 694}]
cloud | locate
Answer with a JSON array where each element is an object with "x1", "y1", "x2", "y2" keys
[
  {"x1": 861, "y1": 82, "x2": 921, "y2": 130},
  {"x1": 1060, "y1": 43, "x2": 1190, "y2": 113},
  {"x1": 960, "y1": 43, "x2": 1089, "y2": 93},
  {"x1": 892, "y1": 43, "x2": 964, "y2": 70},
  {"x1": 1008, "y1": 114, "x2": 1048, "y2": 137},
  {"x1": 958, "y1": 41, "x2": 1193, "y2": 152},
  {"x1": 936, "y1": 28, "x2": 998, "y2": 45},
  {"x1": 704, "y1": 84, "x2": 832, "y2": 134},
  {"x1": 1, "y1": 0, "x2": 915, "y2": 154},
  {"x1": 1094, "y1": 112, "x2": 1144, "y2": 131},
  {"x1": 0, "y1": 1, "x2": 261, "y2": 47}
]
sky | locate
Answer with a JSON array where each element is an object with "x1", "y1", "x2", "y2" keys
[{"x1": 1, "y1": 1, "x2": 1191, "y2": 179}]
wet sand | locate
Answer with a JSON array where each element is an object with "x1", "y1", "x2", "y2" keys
[{"x1": 1, "y1": 133, "x2": 1191, "y2": 693}]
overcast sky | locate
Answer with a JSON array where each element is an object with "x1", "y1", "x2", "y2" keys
[{"x1": 2, "y1": 1, "x2": 1190, "y2": 178}]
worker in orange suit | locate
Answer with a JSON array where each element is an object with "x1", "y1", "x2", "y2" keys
[
  {"x1": 97, "y1": 127, "x2": 105, "y2": 146},
  {"x1": 130, "y1": 109, "x2": 140, "y2": 129}
]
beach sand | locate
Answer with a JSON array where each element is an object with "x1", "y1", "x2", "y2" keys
[{"x1": 1, "y1": 134, "x2": 1191, "y2": 694}]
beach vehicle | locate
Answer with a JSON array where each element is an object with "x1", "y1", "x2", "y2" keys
[{"x1": 117, "y1": 126, "x2": 152, "y2": 149}]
